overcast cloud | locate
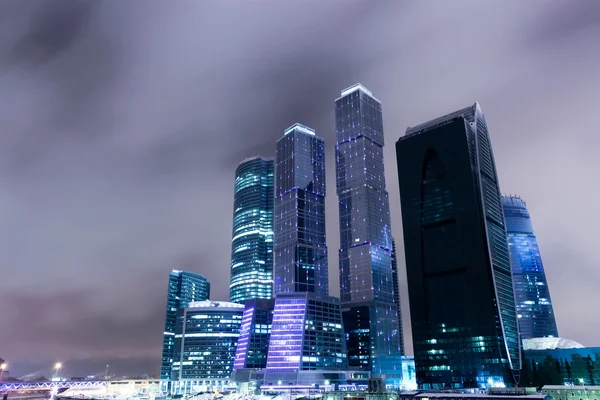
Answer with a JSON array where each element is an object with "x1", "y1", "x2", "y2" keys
[{"x1": 1, "y1": 0, "x2": 599, "y2": 377}]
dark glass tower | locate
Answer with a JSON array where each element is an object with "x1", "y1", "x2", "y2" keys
[
  {"x1": 396, "y1": 103, "x2": 521, "y2": 389},
  {"x1": 502, "y1": 195, "x2": 558, "y2": 339},
  {"x1": 273, "y1": 123, "x2": 328, "y2": 295},
  {"x1": 160, "y1": 270, "x2": 210, "y2": 381},
  {"x1": 335, "y1": 84, "x2": 403, "y2": 378},
  {"x1": 229, "y1": 157, "x2": 274, "y2": 304}
]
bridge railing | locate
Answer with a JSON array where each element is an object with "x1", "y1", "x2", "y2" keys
[{"x1": 1, "y1": 381, "x2": 107, "y2": 392}]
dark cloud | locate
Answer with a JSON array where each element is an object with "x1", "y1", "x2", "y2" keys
[
  {"x1": 9, "y1": 1, "x2": 94, "y2": 66},
  {"x1": 532, "y1": 1, "x2": 600, "y2": 43},
  {"x1": 1, "y1": 0, "x2": 599, "y2": 377}
]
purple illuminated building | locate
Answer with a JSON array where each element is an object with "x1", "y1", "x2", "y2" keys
[
  {"x1": 264, "y1": 292, "x2": 347, "y2": 387},
  {"x1": 231, "y1": 298, "x2": 275, "y2": 387}
]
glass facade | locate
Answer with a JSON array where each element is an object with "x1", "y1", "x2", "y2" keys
[
  {"x1": 229, "y1": 157, "x2": 274, "y2": 304},
  {"x1": 233, "y1": 298, "x2": 275, "y2": 371},
  {"x1": 391, "y1": 238, "x2": 405, "y2": 356},
  {"x1": 334, "y1": 84, "x2": 403, "y2": 377},
  {"x1": 522, "y1": 339, "x2": 600, "y2": 386},
  {"x1": 396, "y1": 103, "x2": 521, "y2": 389},
  {"x1": 502, "y1": 195, "x2": 558, "y2": 339},
  {"x1": 274, "y1": 123, "x2": 328, "y2": 295},
  {"x1": 264, "y1": 292, "x2": 348, "y2": 386},
  {"x1": 171, "y1": 301, "x2": 244, "y2": 388},
  {"x1": 160, "y1": 270, "x2": 210, "y2": 381}
]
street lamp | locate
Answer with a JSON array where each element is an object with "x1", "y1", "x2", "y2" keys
[
  {"x1": 1, "y1": 363, "x2": 7, "y2": 381},
  {"x1": 54, "y1": 363, "x2": 62, "y2": 380}
]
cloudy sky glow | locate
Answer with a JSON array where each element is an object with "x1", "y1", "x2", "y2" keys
[{"x1": 1, "y1": 0, "x2": 599, "y2": 377}]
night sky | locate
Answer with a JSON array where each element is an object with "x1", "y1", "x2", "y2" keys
[{"x1": 2, "y1": 1, "x2": 599, "y2": 378}]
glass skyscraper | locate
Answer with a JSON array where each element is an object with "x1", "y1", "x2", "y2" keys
[
  {"x1": 396, "y1": 103, "x2": 521, "y2": 389},
  {"x1": 170, "y1": 301, "x2": 244, "y2": 393},
  {"x1": 334, "y1": 84, "x2": 403, "y2": 378},
  {"x1": 265, "y1": 123, "x2": 347, "y2": 387},
  {"x1": 273, "y1": 123, "x2": 328, "y2": 295},
  {"x1": 502, "y1": 195, "x2": 558, "y2": 339},
  {"x1": 229, "y1": 157, "x2": 274, "y2": 304},
  {"x1": 160, "y1": 270, "x2": 210, "y2": 382}
]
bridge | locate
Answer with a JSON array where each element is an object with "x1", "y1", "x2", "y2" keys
[{"x1": 0, "y1": 381, "x2": 107, "y2": 393}]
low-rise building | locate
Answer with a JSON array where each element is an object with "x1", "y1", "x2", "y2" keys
[{"x1": 170, "y1": 301, "x2": 244, "y2": 394}]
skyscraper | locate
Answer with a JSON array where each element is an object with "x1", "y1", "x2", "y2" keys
[
  {"x1": 160, "y1": 270, "x2": 210, "y2": 382},
  {"x1": 273, "y1": 123, "x2": 328, "y2": 295},
  {"x1": 265, "y1": 123, "x2": 347, "y2": 387},
  {"x1": 502, "y1": 195, "x2": 558, "y2": 339},
  {"x1": 334, "y1": 84, "x2": 403, "y2": 377},
  {"x1": 396, "y1": 103, "x2": 521, "y2": 389},
  {"x1": 229, "y1": 157, "x2": 274, "y2": 304}
]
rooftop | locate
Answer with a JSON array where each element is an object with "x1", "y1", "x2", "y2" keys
[
  {"x1": 284, "y1": 123, "x2": 315, "y2": 136},
  {"x1": 404, "y1": 102, "x2": 480, "y2": 138},
  {"x1": 187, "y1": 300, "x2": 245, "y2": 309},
  {"x1": 523, "y1": 337, "x2": 585, "y2": 350},
  {"x1": 336, "y1": 83, "x2": 380, "y2": 103}
]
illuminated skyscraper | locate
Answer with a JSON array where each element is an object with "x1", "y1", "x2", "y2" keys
[
  {"x1": 265, "y1": 124, "x2": 347, "y2": 387},
  {"x1": 502, "y1": 195, "x2": 558, "y2": 339},
  {"x1": 273, "y1": 123, "x2": 328, "y2": 295},
  {"x1": 396, "y1": 103, "x2": 521, "y2": 389},
  {"x1": 229, "y1": 157, "x2": 274, "y2": 304},
  {"x1": 334, "y1": 84, "x2": 403, "y2": 378},
  {"x1": 160, "y1": 270, "x2": 210, "y2": 382}
]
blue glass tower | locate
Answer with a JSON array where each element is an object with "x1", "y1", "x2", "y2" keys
[
  {"x1": 229, "y1": 157, "x2": 274, "y2": 304},
  {"x1": 396, "y1": 103, "x2": 521, "y2": 388},
  {"x1": 502, "y1": 195, "x2": 558, "y2": 339},
  {"x1": 273, "y1": 123, "x2": 328, "y2": 295},
  {"x1": 335, "y1": 84, "x2": 403, "y2": 378},
  {"x1": 160, "y1": 270, "x2": 210, "y2": 381}
]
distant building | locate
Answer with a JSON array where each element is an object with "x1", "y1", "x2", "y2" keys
[
  {"x1": 232, "y1": 298, "x2": 275, "y2": 389},
  {"x1": 396, "y1": 103, "x2": 521, "y2": 389},
  {"x1": 160, "y1": 270, "x2": 210, "y2": 382},
  {"x1": 170, "y1": 301, "x2": 244, "y2": 393},
  {"x1": 334, "y1": 84, "x2": 403, "y2": 380},
  {"x1": 502, "y1": 195, "x2": 558, "y2": 339},
  {"x1": 263, "y1": 292, "x2": 347, "y2": 387},
  {"x1": 522, "y1": 337, "x2": 600, "y2": 386},
  {"x1": 229, "y1": 157, "x2": 275, "y2": 304}
]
